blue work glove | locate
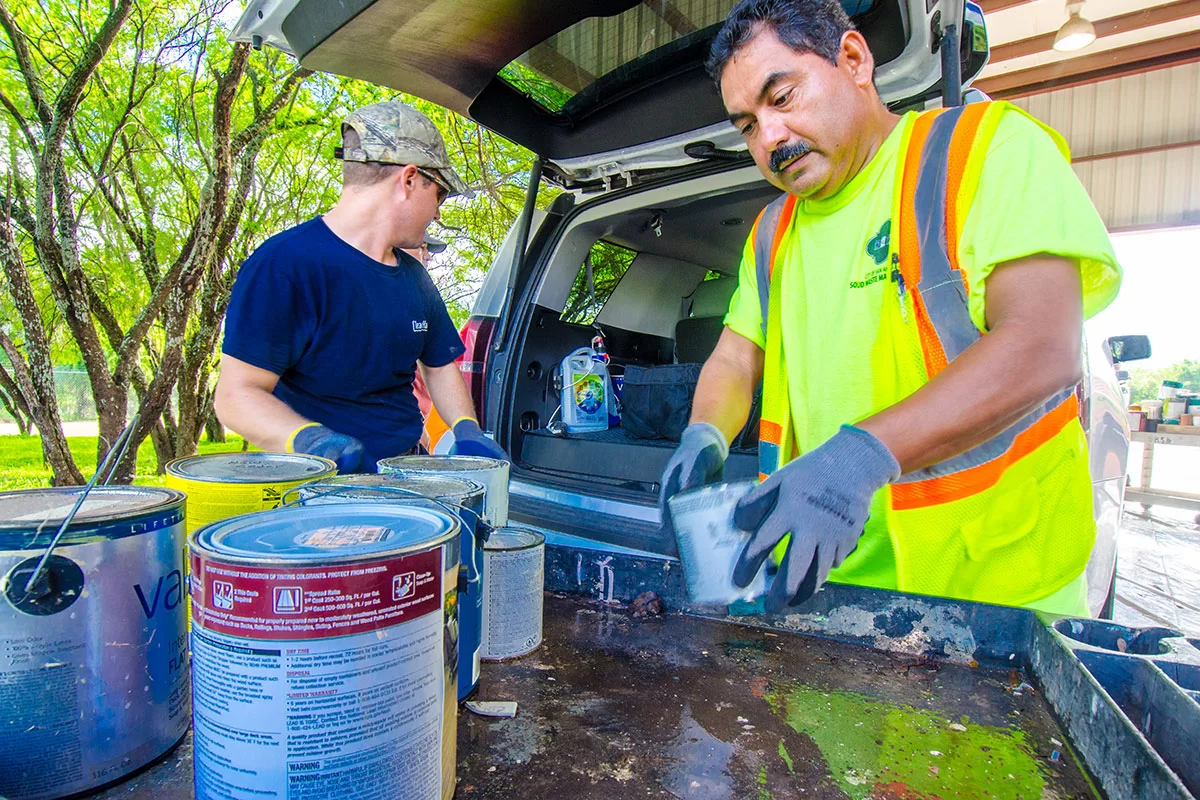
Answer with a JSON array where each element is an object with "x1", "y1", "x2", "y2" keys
[
  {"x1": 450, "y1": 418, "x2": 509, "y2": 461},
  {"x1": 658, "y1": 422, "x2": 728, "y2": 534},
  {"x1": 289, "y1": 423, "x2": 366, "y2": 473},
  {"x1": 733, "y1": 425, "x2": 900, "y2": 613}
]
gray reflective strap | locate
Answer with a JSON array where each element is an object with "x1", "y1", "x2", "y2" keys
[
  {"x1": 754, "y1": 195, "x2": 791, "y2": 341},
  {"x1": 894, "y1": 387, "x2": 1076, "y2": 484},
  {"x1": 912, "y1": 106, "x2": 980, "y2": 364},
  {"x1": 899, "y1": 105, "x2": 1073, "y2": 484}
]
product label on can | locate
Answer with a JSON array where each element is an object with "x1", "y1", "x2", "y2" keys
[
  {"x1": 482, "y1": 547, "x2": 544, "y2": 660},
  {"x1": 191, "y1": 552, "x2": 439, "y2": 640},
  {"x1": 191, "y1": 549, "x2": 448, "y2": 800}
]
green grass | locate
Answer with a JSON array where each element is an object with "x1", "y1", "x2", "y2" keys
[{"x1": 0, "y1": 434, "x2": 251, "y2": 490}]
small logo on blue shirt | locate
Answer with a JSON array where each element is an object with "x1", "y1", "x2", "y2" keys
[{"x1": 413, "y1": 320, "x2": 429, "y2": 333}]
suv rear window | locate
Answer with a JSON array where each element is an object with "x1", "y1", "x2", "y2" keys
[
  {"x1": 500, "y1": 0, "x2": 878, "y2": 112},
  {"x1": 560, "y1": 240, "x2": 637, "y2": 326}
]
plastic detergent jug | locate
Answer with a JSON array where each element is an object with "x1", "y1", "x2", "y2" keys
[{"x1": 560, "y1": 346, "x2": 610, "y2": 433}]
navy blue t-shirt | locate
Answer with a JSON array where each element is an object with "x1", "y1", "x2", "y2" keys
[{"x1": 222, "y1": 217, "x2": 465, "y2": 470}]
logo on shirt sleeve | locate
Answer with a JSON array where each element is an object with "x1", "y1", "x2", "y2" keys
[{"x1": 413, "y1": 320, "x2": 429, "y2": 332}]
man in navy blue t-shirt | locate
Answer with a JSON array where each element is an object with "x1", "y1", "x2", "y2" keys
[{"x1": 214, "y1": 101, "x2": 507, "y2": 472}]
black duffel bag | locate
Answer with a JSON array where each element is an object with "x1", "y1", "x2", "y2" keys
[{"x1": 619, "y1": 363, "x2": 702, "y2": 441}]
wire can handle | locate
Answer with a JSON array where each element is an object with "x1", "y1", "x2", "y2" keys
[{"x1": 21, "y1": 414, "x2": 141, "y2": 600}]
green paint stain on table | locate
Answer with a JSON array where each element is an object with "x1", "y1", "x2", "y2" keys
[{"x1": 771, "y1": 686, "x2": 1046, "y2": 799}]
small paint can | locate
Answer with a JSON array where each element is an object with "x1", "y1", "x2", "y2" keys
[
  {"x1": 377, "y1": 455, "x2": 510, "y2": 527},
  {"x1": 0, "y1": 487, "x2": 189, "y2": 800},
  {"x1": 165, "y1": 452, "x2": 337, "y2": 532},
  {"x1": 293, "y1": 473, "x2": 488, "y2": 700},
  {"x1": 668, "y1": 481, "x2": 767, "y2": 605},
  {"x1": 189, "y1": 502, "x2": 461, "y2": 800},
  {"x1": 482, "y1": 526, "x2": 545, "y2": 660}
]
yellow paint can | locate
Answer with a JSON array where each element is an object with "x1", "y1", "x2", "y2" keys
[{"x1": 165, "y1": 452, "x2": 337, "y2": 532}]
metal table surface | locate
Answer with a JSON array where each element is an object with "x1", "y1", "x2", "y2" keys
[{"x1": 84, "y1": 594, "x2": 1096, "y2": 800}]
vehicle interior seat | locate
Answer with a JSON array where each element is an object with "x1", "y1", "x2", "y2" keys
[
  {"x1": 672, "y1": 275, "x2": 760, "y2": 450},
  {"x1": 674, "y1": 276, "x2": 737, "y2": 364}
]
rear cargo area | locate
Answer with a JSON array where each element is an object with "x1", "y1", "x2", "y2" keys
[{"x1": 506, "y1": 176, "x2": 779, "y2": 497}]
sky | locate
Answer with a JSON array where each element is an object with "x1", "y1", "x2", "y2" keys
[{"x1": 1087, "y1": 225, "x2": 1200, "y2": 371}]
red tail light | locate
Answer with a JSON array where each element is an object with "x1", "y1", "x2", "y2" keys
[{"x1": 457, "y1": 316, "x2": 496, "y2": 418}]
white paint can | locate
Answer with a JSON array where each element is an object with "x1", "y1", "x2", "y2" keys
[
  {"x1": 667, "y1": 480, "x2": 768, "y2": 605},
  {"x1": 376, "y1": 455, "x2": 510, "y2": 527},
  {"x1": 481, "y1": 527, "x2": 545, "y2": 660},
  {"x1": 189, "y1": 502, "x2": 461, "y2": 800}
]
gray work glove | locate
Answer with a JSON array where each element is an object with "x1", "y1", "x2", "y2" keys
[
  {"x1": 659, "y1": 422, "x2": 729, "y2": 535},
  {"x1": 732, "y1": 425, "x2": 900, "y2": 613}
]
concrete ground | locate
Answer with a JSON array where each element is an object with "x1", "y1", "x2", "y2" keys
[
  {"x1": 1113, "y1": 505, "x2": 1200, "y2": 636},
  {"x1": 1114, "y1": 439, "x2": 1200, "y2": 635}
]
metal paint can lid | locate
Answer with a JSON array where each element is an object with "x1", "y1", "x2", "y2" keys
[
  {"x1": 484, "y1": 526, "x2": 545, "y2": 552},
  {"x1": 0, "y1": 485, "x2": 183, "y2": 529},
  {"x1": 377, "y1": 455, "x2": 506, "y2": 474},
  {"x1": 0, "y1": 486, "x2": 185, "y2": 549},
  {"x1": 191, "y1": 502, "x2": 458, "y2": 563},
  {"x1": 165, "y1": 452, "x2": 336, "y2": 484},
  {"x1": 297, "y1": 473, "x2": 483, "y2": 504}
]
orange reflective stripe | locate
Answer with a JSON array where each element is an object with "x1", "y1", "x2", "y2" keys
[
  {"x1": 945, "y1": 103, "x2": 988, "y2": 293},
  {"x1": 760, "y1": 419, "x2": 783, "y2": 444},
  {"x1": 890, "y1": 395, "x2": 1080, "y2": 511},
  {"x1": 767, "y1": 195, "x2": 798, "y2": 280},
  {"x1": 898, "y1": 110, "x2": 947, "y2": 378}
]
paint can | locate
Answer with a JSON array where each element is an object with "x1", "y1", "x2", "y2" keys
[
  {"x1": 667, "y1": 481, "x2": 768, "y2": 605},
  {"x1": 377, "y1": 455, "x2": 510, "y2": 527},
  {"x1": 481, "y1": 526, "x2": 545, "y2": 660},
  {"x1": 293, "y1": 473, "x2": 488, "y2": 700},
  {"x1": 165, "y1": 452, "x2": 337, "y2": 533},
  {"x1": 189, "y1": 502, "x2": 460, "y2": 800},
  {"x1": 0, "y1": 487, "x2": 189, "y2": 800}
]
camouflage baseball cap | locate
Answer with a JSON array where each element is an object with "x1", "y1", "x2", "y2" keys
[{"x1": 340, "y1": 101, "x2": 473, "y2": 198}]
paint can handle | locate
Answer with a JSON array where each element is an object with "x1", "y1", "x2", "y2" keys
[{"x1": 21, "y1": 414, "x2": 141, "y2": 600}]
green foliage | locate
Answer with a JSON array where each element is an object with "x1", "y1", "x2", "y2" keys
[
  {"x1": 0, "y1": 433, "x2": 249, "y2": 490},
  {"x1": 0, "y1": 0, "x2": 557, "y2": 478},
  {"x1": 1128, "y1": 360, "x2": 1200, "y2": 405},
  {"x1": 560, "y1": 241, "x2": 638, "y2": 326},
  {"x1": 498, "y1": 60, "x2": 574, "y2": 112}
]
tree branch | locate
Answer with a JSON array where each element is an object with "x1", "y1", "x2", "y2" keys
[{"x1": 0, "y1": 0, "x2": 52, "y2": 125}]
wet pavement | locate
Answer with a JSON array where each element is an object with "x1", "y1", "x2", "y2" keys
[
  {"x1": 85, "y1": 595, "x2": 1097, "y2": 800},
  {"x1": 1115, "y1": 507, "x2": 1200, "y2": 637}
]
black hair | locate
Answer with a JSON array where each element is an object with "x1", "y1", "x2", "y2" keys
[{"x1": 706, "y1": 0, "x2": 856, "y2": 86}]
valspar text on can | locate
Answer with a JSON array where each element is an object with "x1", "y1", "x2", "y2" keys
[
  {"x1": 165, "y1": 452, "x2": 337, "y2": 533},
  {"x1": 296, "y1": 474, "x2": 488, "y2": 701},
  {"x1": 482, "y1": 526, "x2": 545, "y2": 660},
  {"x1": 377, "y1": 455, "x2": 510, "y2": 527},
  {"x1": 189, "y1": 502, "x2": 460, "y2": 800},
  {"x1": 0, "y1": 487, "x2": 189, "y2": 800}
]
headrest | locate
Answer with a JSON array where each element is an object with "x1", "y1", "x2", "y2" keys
[{"x1": 688, "y1": 277, "x2": 738, "y2": 318}]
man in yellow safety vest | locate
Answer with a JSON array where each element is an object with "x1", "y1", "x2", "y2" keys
[{"x1": 659, "y1": 0, "x2": 1121, "y2": 616}]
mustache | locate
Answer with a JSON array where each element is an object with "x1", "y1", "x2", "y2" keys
[{"x1": 769, "y1": 141, "x2": 812, "y2": 173}]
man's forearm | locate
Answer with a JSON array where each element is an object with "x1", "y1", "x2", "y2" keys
[
  {"x1": 215, "y1": 384, "x2": 309, "y2": 453},
  {"x1": 858, "y1": 326, "x2": 1080, "y2": 473},
  {"x1": 690, "y1": 329, "x2": 765, "y2": 446},
  {"x1": 422, "y1": 362, "x2": 477, "y2": 426},
  {"x1": 859, "y1": 256, "x2": 1084, "y2": 474}
]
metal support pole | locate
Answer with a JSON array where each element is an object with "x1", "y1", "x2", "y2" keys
[{"x1": 941, "y1": 23, "x2": 962, "y2": 107}]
